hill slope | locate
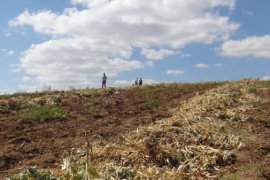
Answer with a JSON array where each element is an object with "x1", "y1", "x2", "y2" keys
[
  {"x1": 0, "y1": 82, "x2": 221, "y2": 178},
  {"x1": 1, "y1": 80, "x2": 270, "y2": 179}
]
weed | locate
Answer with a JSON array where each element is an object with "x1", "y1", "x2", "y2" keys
[
  {"x1": 220, "y1": 163, "x2": 264, "y2": 179},
  {"x1": 259, "y1": 80, "x2": 270, "y2": 88},
  {"x1": 89, "y1": 105, "x2": 102, "y2": 119},
  {"x1": 0, "y1": 105, "x2": 10, "y2": 114},
  {"x1": 251, "y1": 101, "x2": 270, "y2": 127},
  {"x1": 248, "y1": 86, "x2": 258, "y2": 93},
  {"x1": 7, "y1": 166, "x2": 59, "y2": 180},
  {"x1": 135, "y1": 86, "x2": 161, "y2": 109},
  {"x1": 20, "y1": 105, "x2": 68, "y2": 123},
  {"x1": 146, "y1": 100, "x2": 160, "y2": 109}
]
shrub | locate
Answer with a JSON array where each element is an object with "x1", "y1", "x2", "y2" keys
[{"x1": 20, "y1": 105, "x2": 68, "y2": 123}]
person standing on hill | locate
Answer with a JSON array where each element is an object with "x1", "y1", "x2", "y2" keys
[
  {"x1": 139, "y1": 78, "x2": 143, "y2": 86},
  {"x1": 102, "y1": 73, "x2": 107, "y2": 89},
  {"x1": 134, "y1": 78, "x2": 138, "y2": 86}
]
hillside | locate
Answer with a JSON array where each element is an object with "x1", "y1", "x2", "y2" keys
[{"x1": 1, "y1": 80, "x2": 270, "y2": 179}]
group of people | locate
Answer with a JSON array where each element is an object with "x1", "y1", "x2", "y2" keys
[
  {"x1": 134, "y1": 78, "x2": 143, "y2": 86},
  {"x1": 101, "y1": 73, "x2": 143, "y2": 89}
]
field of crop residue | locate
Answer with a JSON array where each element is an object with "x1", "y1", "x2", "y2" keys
[{"x1": 1, "y1": 80, "x2": 270, "y2": 179}]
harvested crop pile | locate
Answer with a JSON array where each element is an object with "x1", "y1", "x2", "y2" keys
[{"x1": 7, "y1": 80, "x2": 263, "y2": 179}]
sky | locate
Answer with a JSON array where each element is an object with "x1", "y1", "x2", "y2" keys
[{"x1": 0, "y1": 0, "x2": 270, "y2": 94}]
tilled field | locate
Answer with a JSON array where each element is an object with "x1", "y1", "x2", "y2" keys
[{"x1": 0, "y1": 83, "x2": 220, "y2": 178}]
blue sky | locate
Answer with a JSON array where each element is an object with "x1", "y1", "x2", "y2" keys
[{"x1": 1, "y1": 0, "x2": 270, "y2": 93}]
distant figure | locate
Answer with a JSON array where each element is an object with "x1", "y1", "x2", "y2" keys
[
  {"x1": 134, "y1": 78, "x2": 138, "y2": 86},
  {"x1": 102, "y1": 73, "x2": 107, "y2": 89},
  {"x1": 139, "y1": 78, "x2": 143, "y2": 86}
]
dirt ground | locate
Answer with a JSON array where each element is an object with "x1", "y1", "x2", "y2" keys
[
  {"x1": 221, "y1": 84, "x2": 270, "y2": 179},
  {"x1": 0, "y1": 83, "x2": 219, "y2": 178}
]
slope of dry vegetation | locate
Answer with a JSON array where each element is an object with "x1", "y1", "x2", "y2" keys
[
  {"x1": 1, "y1": 80, "x2": 270, "y2": 179},
  {"x1": 0, "y1": 82, "x2": 221, "y2": 178}
]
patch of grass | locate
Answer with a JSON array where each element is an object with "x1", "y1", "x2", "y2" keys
[
  {"x1": 146, "y1": 100, "x2": 160, "y2": 109},
  {"x1": 0, "y1": 106, "x2": 10, "y2": 114},
  {"x1": 20, "y1": 105, "x2": 68, "y2": 123},
  {"x1": 254, "y1": 113, "x2": 270, "y2": 127},
  {"x1": 135, "y1": 86, "x2": 162, "y2": 109},
  {"x1": 251, "y1": 101, "x2": 270, "y2": 127},
  {"x1": 247, "y1": 86, "x2": 258, "y2": 93},
  {"x1": 220, "y1": 163, "x2": 264, "y2": 179},
  {"x1": 258, "y1": 80, "x2": 270, "y2": 88},
  {"x1": 89, "y1": 105, "x2": 102, "y2": 119},
  {"x1": 133, "y1": 82, "x2": 225, "y2": 110}
]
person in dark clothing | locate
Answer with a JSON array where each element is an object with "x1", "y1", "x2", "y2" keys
[
  {"x1": 102, "y1": 73, "x2": 107, "y2": 89},
  {"x1": 134, "y1": 78, "x2": 138, "y2": 86},
  {"x1": 139, "y1": 78, "x2": 143, "y2": 86}
]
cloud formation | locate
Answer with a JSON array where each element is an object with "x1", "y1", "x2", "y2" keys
[
  {"x1": 0, "y1": 88, "x2": 11, "y2": 95},
  {"x1": 260, "y1": 76, "x2": 270, "y2": 81},
  {"x1": 166, "y1": 69, "x2": 185, "y2": 75},
  {"x1": 22, "y1": 76, "x2": 31, "y2": 82},
  {"x1": 221, "y1": 35, "x2": 270, "y2": 58},
  {"x1": 6, "y1": 50, "x2": 14, "y2": 56},
  {"x1": 10, "y1": 0, "x2": 238, "y2": 88},
  {"x1": 20, "y1": 38, "x2": 143, "y2": 88},
  {"x1": 195, "y1": 63, "x2": 209, "y2": 68},
  {"x1": 1, "y1": 49, "x2": 14, "y2": 57},
  {"x1": 141, "y1": 48, "x2": 175, "y2": 60}
]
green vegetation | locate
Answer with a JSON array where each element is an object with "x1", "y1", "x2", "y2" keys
[
  {"x1": 20, "y1": 105, "x2": 68, "y2": 123},
  {"x1": 258, "y1": 80, "x2": 270, "y2": 88},
  {"x1": 134, "y1": 82, "x2": 226, "y2": 110},
  {"x1": 7, "y1": 167, "x2": 59, "y2": 180},
  {"x1": 251, "y1": 102, "x2": 270, "y2": 127},
  {"x1": 88, "y1": 105, "x2": 102, "y2": 119},
  {"x1": 247, "y1": 86, "x2": 258, "y2": 93},
  {"x1": 135, "y1": 86, "x2": 162, "y2": 109},
  {"x1": 220, "y1": 163, "x2": 264, "y2": 180}
]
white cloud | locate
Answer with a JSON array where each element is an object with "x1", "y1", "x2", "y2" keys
[
  {"x1": 0, "y1": 88, "x2": 11, "y2": 95},
  {"x1": 10, "y1": 0, "x2": 237, "y2": 89},
  {"x1": 141, "y1": 48, "x2": 175, "y2": 60},
  {"x1": 22, "y1": 76, "x2": 31, "y2": 82},
  {"x1": 10, "y1": 1, "x2": 238, "y2": 47},
  {"x1": 179, "y1": 52, "x2": 192, "y2": 58},
  {"x1": 1, "y1": 49, "x2": 14, "y2": 56},
  {"x1": 6, "y1": 50, "x2": 14, "y2": 56},
  {"x1": 260, "y1": 76, "x2": 270, "y2": 81},
  {"x1": 166, "y1": 69, "x2": 185, "y2": 75},
  {"x1": 20, "y1": 38, "x2": 143, "y2": 89},
  {"x1": 221, "y1": 35, "x2": 270, "y2": 58},
  {"x1": 195, "y1": 63, "x2": 209, "y2": 68},
  {"x1": 114, "y1": 80, "x2": 131, "y2": 87},
  {"x1": 142, "y1": 79, "x2": 158, "y2": 85},
  {"x1": 145, "y1": 61, "x2": 154, "y2": 67}
]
